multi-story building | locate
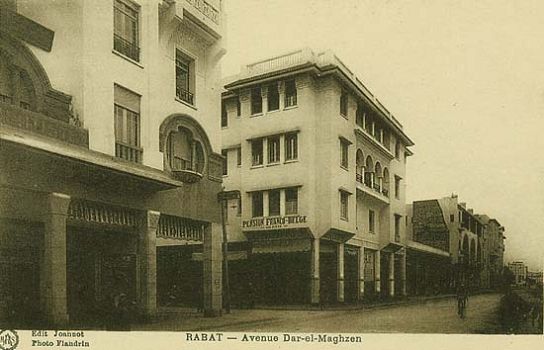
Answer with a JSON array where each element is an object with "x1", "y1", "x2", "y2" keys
[
  {"x1": 476, "y1": 215, "x2": 506, "y2": 289},
  {"x1": 0, "y1": 0, "x2": 226, "y2": 327},
  {"x1": 406, "y1": 195, "x2": 499, "y2": 294},
  {"x1": 508, "y1": 261, "x2": 528, "y2": 286},
  {"x1": 220, "y1": 48, "x2": 414, "y2": 305}
]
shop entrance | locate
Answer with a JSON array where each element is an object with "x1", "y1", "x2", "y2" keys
[
  {"x1": 66, "y1": 228, "x2": 137, "y2": 324},
  {"x1": 344, "y1": 246, "x2": 359, "y2": 303}
]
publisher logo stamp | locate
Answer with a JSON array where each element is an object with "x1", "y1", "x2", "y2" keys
[{"x1": 0, "y1": 330, "x2": 19, "y2": 350}]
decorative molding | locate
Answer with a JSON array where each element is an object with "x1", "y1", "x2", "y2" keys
[
  {"x1": 157, "y1": 214, "x2": 206, "y2": 241},
  {"x1": 67, "y1": 199, "x2": 140, "y2": 227},
  {"x1": 0, "y1": 103, "x2": 89, "y2": 147},
  {"x1": 185, "y1": 0, "x2": 219, "y2": 24}
]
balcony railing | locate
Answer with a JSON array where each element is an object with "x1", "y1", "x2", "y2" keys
[
  {"x1": 115, "y1": 142, "x2": 143, "y2": 163},
  {"x1": 171, "y1": 156, "x2": 202, "y2": 173},
  {"x1": 114, "y1": 34, "x2": 140, "y2": 62},
  {"x1": 373, "y1": 183, "x2": 381, "y2": 193},
  {"x1": 356, "y1": 173, "x2": 363, "y2": 183},
  {"x1": 382, "y1": 188, "x2": 389, "y2": 197},
  {"x1": 176, "y1": 86, "x2": 194, "y2": 105}
]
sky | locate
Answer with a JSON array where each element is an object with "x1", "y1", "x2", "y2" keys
[{"x1": 221, "y1": 0, "x2": 544, "y2": 271}]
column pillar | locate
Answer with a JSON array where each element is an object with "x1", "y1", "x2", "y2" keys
[
  {"x1": 263, "y1": 191, "x2": 269, "y2": 217},
  {"x1": 401, "y1": 253, "x2": 407, "y2": 296},
  {"x1": 310, "y1": 238, "x2": 320, "y2": 305},
  {"x1": 41, "y1": 192, "x2": 70, "y2": 326},
  {"x1": 337, "y1": 243, "x2": 344, "y2": 303},
  {"x1": 375, "y1": 250, "x2": 381, "y2": 294},
  {"x1": 138, "y1": 210, "x2": 160, "y2": 319},
  {"x1": 261, "y1": 86, "x2": 268, "y2": 114},
  {"x1": 358, "y1": 247, "x2": 365, "y2": 301},
  {"x1": 203, "y1": 223, "x2": 223, "y2": 316},
  {"x1": 388, "y1": 252, "x2": 395, "y2": 297},
  {"x1": 278, "y1": 81, "x2": 285, "y2": 111},
  {"x1": 279, "y1": 188, "x2": 286, "y2": 216}
]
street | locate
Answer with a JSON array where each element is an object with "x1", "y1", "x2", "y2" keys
[{"x1": 134, "y1": 293, "x2": 505, "y2": 334}]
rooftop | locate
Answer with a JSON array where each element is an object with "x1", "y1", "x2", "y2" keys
[{"x1": 223, "y1": 48, "x2": 413, "y2": 146}]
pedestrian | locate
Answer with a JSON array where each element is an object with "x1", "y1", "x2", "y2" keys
[{"x1": 456, "y1": 283, "x2": 468, "y2": 319}]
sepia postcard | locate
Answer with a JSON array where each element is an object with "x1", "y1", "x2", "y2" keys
[{"x1": 0, "y1": 0, "x2": 542, "y2": 349}]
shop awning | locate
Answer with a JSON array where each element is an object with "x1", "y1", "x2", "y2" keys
[
  {"x1": 406, "y1": 240, "x2": 450, "y2": 258},
  {"x1": 381, "y1": 242, "x2": 405, "y2": 253}
]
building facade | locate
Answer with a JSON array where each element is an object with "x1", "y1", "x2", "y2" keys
[
  {"x1": 406, "y1": 195, "x2": 506, "y2": 294},
  {"x1": 508, "y1": 261, "x2": 528, "y2": 286},
  {"x1": 220, "y1": 48, "x2": 414, "y2": 305},
  {"x1": 0, "y1": 0, "x2": 226, "y2": 327}
]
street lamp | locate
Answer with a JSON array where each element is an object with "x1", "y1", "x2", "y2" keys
[{"x1": 217, "y1": 189, "x2": 240, "y2": 314}]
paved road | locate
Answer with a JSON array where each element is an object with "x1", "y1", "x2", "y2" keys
[{"x1": 135, "y1": 293, "x2": 504, "y2": 333}]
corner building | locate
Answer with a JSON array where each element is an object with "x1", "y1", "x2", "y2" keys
[
  {"x1": 0, "y1": 0, "x2": 226, "y2": 327},
  {"x1": 221, "y1": 49, "x2": 414, "y2": 305}
]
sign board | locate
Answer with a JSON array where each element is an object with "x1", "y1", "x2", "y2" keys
[{"x1": 242, "y1": 215, "x2": 307, "y2": 230}]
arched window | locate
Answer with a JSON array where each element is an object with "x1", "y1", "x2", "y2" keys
[
  {"x1": 159, "y1": 114, "x2": 213, "y2": 183},
  {"x1": 364, "y1": 155, "x2": 373, "y2": 187},
  {"x1": 462, "y1": 235, "x2": 470, "y2": 265},
  {"x1": 382, "y1": 167, "x2": 390, "y2": 197},
  {"x1": 355, "y1": 149, "x2": 364, "y2": 183},
  {"x1": 374, "y1": 162, "x2": 382, "y2": 192},
  {"x1": 166, "y1": 127, "x2": 205, "y2": 174}
]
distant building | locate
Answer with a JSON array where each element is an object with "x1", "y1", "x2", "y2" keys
[
  {"x1": 220, "y1": 48, "x2": 414, "y2": 305},
  {"x1": 508, "y1": 261, "x2": 528, "y2": 285},
  {"x1": 406, "y1": 195, "x2": 504, "y2": 294},
  {"x1": 476, "y1": 215, "x2": 506, "y2": 289}
]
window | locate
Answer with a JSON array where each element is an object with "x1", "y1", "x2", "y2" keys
[
  {"x1": 340, "y1": 138, "x2": 349, "y2": 168},
  {"x1": 356, "y1": 104, "x2": 365, "y2": 128},
  {"x1": 176, "y1": 50, "x2": 194, "y2": 105},
  {"x1": 285, "y1": 188, "x2": 298, "y2": 215},
  {"x1": 236, "y1": 97, "x2": 241, "y2": 117},
  {"x1": 269, "y1": 189, "x2": 281, "y2": 216},
  {"x1": 237, "y1": 197, "x2": 242, "y2": 216},
  {"x1": 236, "y1": 147, "x2": 242, "y2": 166},
  {"x1": 267, "y1": 83, "x2": 279, "y2": 111},
  {"x1": 395, "y1": 140, "x2": 401, "y2": 159},
  {"x1": 252, "y1": 191, "x2": 264, "y2": 217},
  {"x1": 251, "y1": 87, "x2": 262, "y2": 115},
  {"x1": 113, "y1": 0, "x2": 140, "y2": 61},
  {"x1": 394, "y1": 176, "x2": 401, "y2": 199},
  {"x1": 285, "y1": 133, "x2": 298, "y2": 161},
  {"x1": 450, "y1": 214, "x2": 455, "y2": 223},
  {"x1": 395, "y1": 214, "x2": 401, "y2": 242},
  {"x1": 166, "y1": 126, "x2": 205, "y2": 174},
  {"x1": 369, "y1": 210, "x2": 375, "y2": 233},
  {"x1": 285, "y1": 80, "x2": 297, "y2": 107},
  {"x1": 340, "y1": 191, "x2": 349, "y2": 220},
  {"x1": 267, "y1": 136, "x2": 280, "y2": 163},
  {"x1": 114, "y1": 84, "x2": 142, "y2": 163},
  {"x1": 221, "y1": 149, "x2": 228, "y2": 176},
  {"x1": 340, "y1": 90, "x2": 348, "y2": 116},
  {"x1": 221, "y1": 101, "x2": 227, "y2": 127},
  {"x1": 251, "y1": 139, "x2": 263, "y2": 166}
]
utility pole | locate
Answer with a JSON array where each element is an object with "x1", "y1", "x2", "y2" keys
[
  {"x1": 220, "y1": 193, "x2": 231, "y2": 314},
  {"x1": 218, "y1": 189, "x2": 239, "y2": 315}
]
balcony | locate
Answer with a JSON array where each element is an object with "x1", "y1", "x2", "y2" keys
[
  {"x1": 355, "y1": 173, "x2": 389, "y2": 205},
  {"x1": 114, "y1": 34, "x2": 140, "y2": 62},
  {"x1": 176, "y1": 86, "x2": 194, "y2": 105},
  {"x1": 170, "y1": 156, "x2": 203, "y2": 183},
  {"x1": 161, "y1": 0, "x2": 223, "y2": 40}
]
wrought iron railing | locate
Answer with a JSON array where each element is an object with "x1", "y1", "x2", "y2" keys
[
  {"x1": 114, "y1": 34, "x2": 140, "y2": 61},
  {"x1": 171, "y1": 156, "x2": 202, "y2": 173},
  {"x1": 373, "y1": 183, "x2": 381, "y2": 192},
  {"x1": 176, "y1": 86, "x2": 194, "y2": 105},
  {"x1": 115, "y1": 141, "x2": 143, "y2": 163}
]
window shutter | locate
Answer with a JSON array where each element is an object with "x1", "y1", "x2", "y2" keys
[{"x1": 114, "y1": 84, "x2": 140, "y2": 113}]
